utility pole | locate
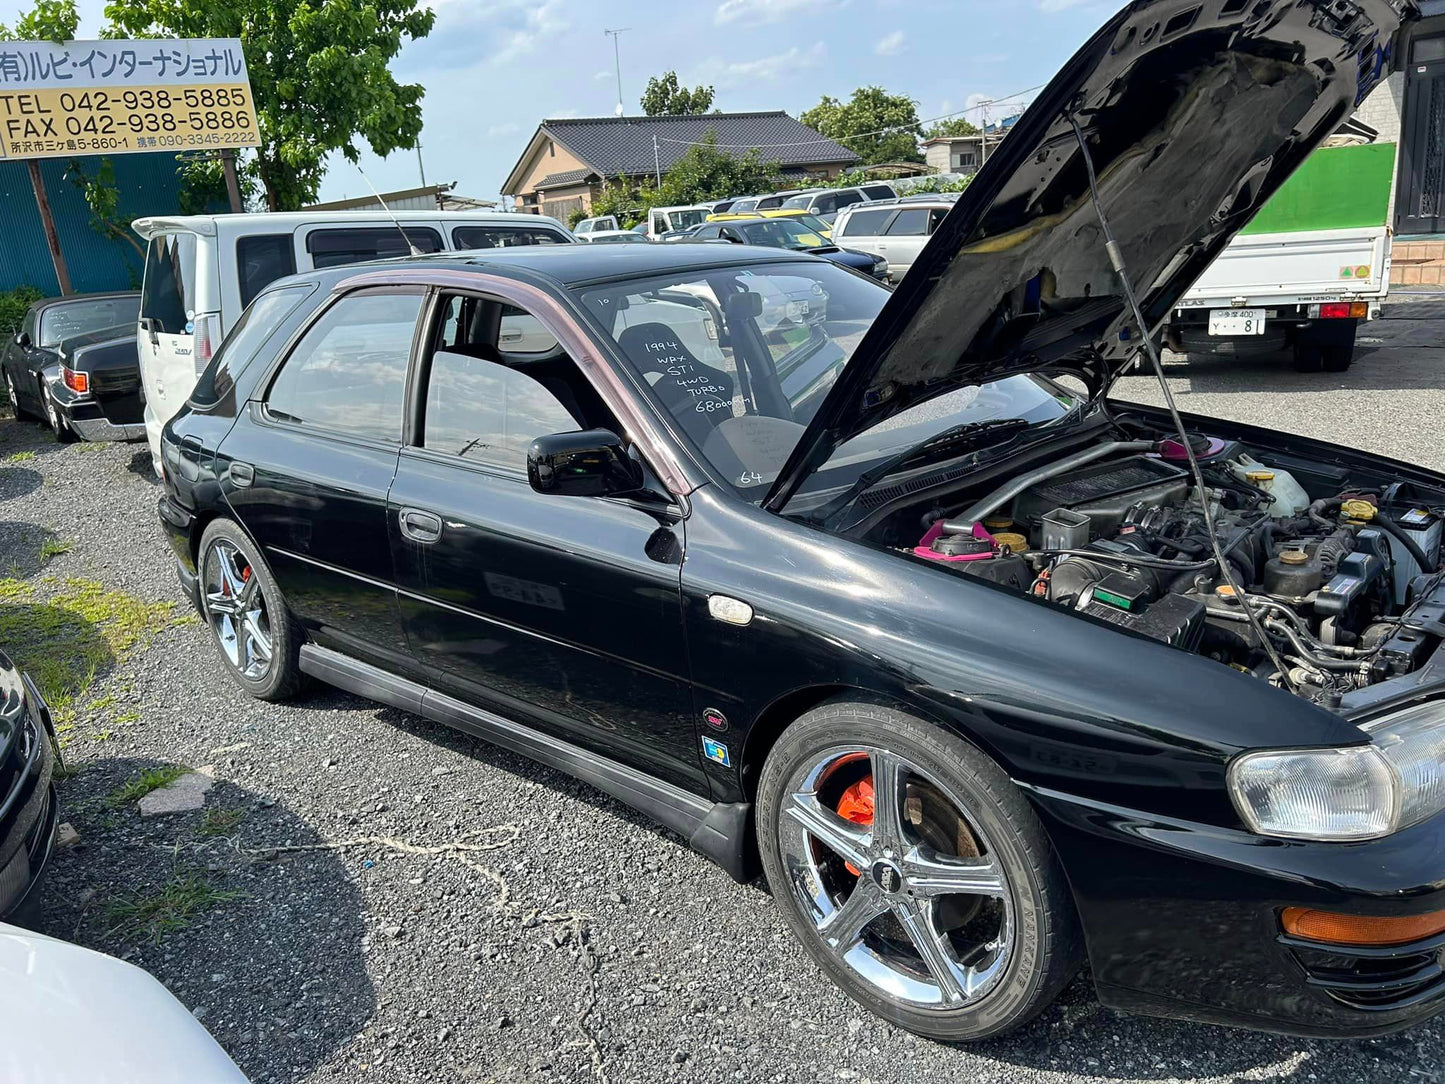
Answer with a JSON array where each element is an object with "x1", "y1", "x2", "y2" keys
[
  {"x1": 416, "y1": 138, "x2": 427, "y2": 187},
  {"x1": 26, "y1": 161, "x2": 71, "y2": 295},
  {"x1": 604, "y1": 27, "x2": 630, "y2": 116},
  {"x1": 654, "y1": 134, "x2": 662, "y2": 188}
]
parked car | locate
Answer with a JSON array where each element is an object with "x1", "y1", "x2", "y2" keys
[
  {"x1": 131, "y1": 210, "x2": 574, "y2": 477},
  {"x1": 45, "y1": 328, "x2": 145, "y2": 443},
  {"x1": 778, "y1": 187, "x2": 872, "y2": 224},
  {"x1": 690, "y1": 217, "x2": 888, "y2": 280},
  {"x1": 706, "y1": 210, "x2": 836, "y2": 241},
  {"x1": 645, "y1": 204, "x2": 714, "y2": 240},
  {"x1": 0, "y1": 648, "x2": 59, "y2": 927},
  {"x1": 577, "y1": 230, "x2": 653, "y2": 244},
  {"x1": 157, "y1": 0, "x2": 1443, "y2": 1046},
  {"x1": 2, "y1": 292, "x2": 139, "y2": 431},
  {"x1": 574, "y1": 215, "x2": 621, "y2": 235},
  {"x1": 0, "y1": 922, "x2": 249, "y2": 1081},
  {"x1": 751, "y1": 188, "x2": 823, "y2": 212},
  {"x1": 832, "y1": 198, "x2": 953, "y2": 281}
]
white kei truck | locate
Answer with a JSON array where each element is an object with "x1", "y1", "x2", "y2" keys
[{"x1": 1165, "y1": 134, "x2": 1394, "y2": 373}]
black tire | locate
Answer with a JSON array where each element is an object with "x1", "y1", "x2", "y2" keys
[
  {"x1": 4, "y1": 370, "x2": 31, "y2": 420},
  {"x1": 757, "y1": 700, "x2": 1083, "y2": 1041},
  {"x1": 1291, "y1": 339, "x2": 1324, "y2": 373},
  {"x1": 41, "y1": 384, "x2": 75, "y2": 443},
  {"x1": 197, "y1": 518, "x2": 305, "y2": 701}
]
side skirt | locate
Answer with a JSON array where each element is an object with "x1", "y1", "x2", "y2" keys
[{"x1": 299, "y1": 644, "x2": 757, "y2": 883}]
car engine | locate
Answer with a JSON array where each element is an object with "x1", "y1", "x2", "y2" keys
[{"x1": 909, "y1": 435, "x2": 1445, "y2": 708}]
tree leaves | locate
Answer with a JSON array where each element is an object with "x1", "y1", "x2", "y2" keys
[
  {"x1": 800, "y1": 86, "x2": 925, "y2": 165},
  {"x1": 641, "y1": 71, "x2": 716, "y2": 117}
]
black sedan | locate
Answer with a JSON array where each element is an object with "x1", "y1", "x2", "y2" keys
[
  {"x1": 2, "y1": 292, "x2": 140, "y2": 439},
  {"x1": 0, "y1": 649, "x2": 58, "y2": 926},
  {"x1": 157, "y1": 0, "x2": 1445, "y2": 1044},
  {"x1": 46, "y1": 328, "x2": 147, "y2": 443},
  {"x1": 690, "y1": 217, "x2": 889, "y2": 280}
]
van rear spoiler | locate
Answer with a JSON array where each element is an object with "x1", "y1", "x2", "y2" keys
[{"x1": 131, "y1": 217, "x2": 218, "y2": 240}]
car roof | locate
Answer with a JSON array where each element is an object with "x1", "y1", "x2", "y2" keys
[
  {"x1": 131, "y1": 210, "x2": 567, "y2": 240},
  {"x1": 288, "y1": 242, "x2": 823, "y2": 293}
]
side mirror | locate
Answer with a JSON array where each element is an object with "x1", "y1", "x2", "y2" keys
[
  {"x1": 528, "y1": 429, "x2": 643, "y2": 498},
  {"x1": 14, "y1": 331, "x2": 29, "y2": 348}
]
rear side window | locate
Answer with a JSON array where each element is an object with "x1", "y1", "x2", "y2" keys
[
  {"x1": 452, "y1": 225, "x2": 568, "y2": 249},
  {"x1": 839, "y1": 209, "x2": 893, "y2": 237},
  {"x1": 861, "y1": 184, "x2": 895, "y2": 200},
  {"x1": 141, "y1": 232, "x2": 198, "y2": 335},
  {"x1": 266, "y1": 291, "x2": 422, "y2": 442},
  {"x1": 192, "y1": 285, "x2": 313, "y2": 406},
  {"x1": 304, "y1": 228, "x2": 443, "y2": 269},
  {"x1": 39, "y1": 296, "x2": 140, "y2": 346},
  {"x1": 237, "y1": 234, "x2": 297, "y2": 308},
  {"x1": 885, "y1": 209, "x2": 930, "y2": 236}
]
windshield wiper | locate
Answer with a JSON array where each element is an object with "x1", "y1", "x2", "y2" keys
[{"x1": 812, "y1": 418, "x2": 1033, "y2": 526}]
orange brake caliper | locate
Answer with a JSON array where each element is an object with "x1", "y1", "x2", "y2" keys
[{"x1": 835, "y1": 776, "x2": 875, "y2": 876}]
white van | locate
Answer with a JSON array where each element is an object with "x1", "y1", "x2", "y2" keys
[
  {"x1": 132, "y1": 210, "x2": 574, "y2": 475},
  {"x1": 646, "y1": 204, "x2": 713, "y2": 239}
]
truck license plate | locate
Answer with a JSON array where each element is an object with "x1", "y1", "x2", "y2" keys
[{"x1": 1208, "y1": 308, "x2": 1266, "y2": 335}]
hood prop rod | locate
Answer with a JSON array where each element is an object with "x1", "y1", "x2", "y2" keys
[{"x1": 1066, "y1": 114, "x2": 1295, "y2": 692}]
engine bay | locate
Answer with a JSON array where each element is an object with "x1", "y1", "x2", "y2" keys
[{"x1": 888, "y1": 428, "x2": 1445, "y2": 710}]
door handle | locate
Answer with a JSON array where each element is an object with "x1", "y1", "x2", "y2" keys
[
  {"x1": 229, "y1": 461, "x2": 254, "y2": 487},
  {"x1": 398, "y1": 508, "x2": 443, "y2": 544}
]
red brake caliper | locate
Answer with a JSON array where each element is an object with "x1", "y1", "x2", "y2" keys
[{"x1": 836, "y1": 776, "x2": 875, "y2": 877}]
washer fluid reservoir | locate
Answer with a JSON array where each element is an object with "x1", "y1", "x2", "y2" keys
[{"x1": 1227, "y1": 452, "x2": 1310, "y2": 518}]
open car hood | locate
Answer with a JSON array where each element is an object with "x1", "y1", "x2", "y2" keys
[{"x1": 764, "y1": 0, "x2": 1412, "y2": 511}]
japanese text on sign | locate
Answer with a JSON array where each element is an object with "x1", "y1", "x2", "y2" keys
[{"x1": 0, "y1": 38, "x2": 258, "y2": 161}]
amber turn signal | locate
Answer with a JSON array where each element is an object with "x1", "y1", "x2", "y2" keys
[
  {"x1": 61, "y1": 366, "x2": 88, "y2": 394},
  {"x1": 1281, "y1": 907, "x2": 1445, "y2": 946}
]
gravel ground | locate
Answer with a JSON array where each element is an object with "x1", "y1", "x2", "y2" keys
[{"x1": 0, "y1": 301, "x2": 1442, "y2": 1084}]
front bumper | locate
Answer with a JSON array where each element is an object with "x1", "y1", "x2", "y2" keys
[
  {"x1": 0, "y1": 676, "x2": 59, "y2": 922},
  {"x1": 1030, "y1": 785, "x2": 1445, "y2": 1038}
]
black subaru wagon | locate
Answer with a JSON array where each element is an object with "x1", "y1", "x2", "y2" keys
[{"x1": 155, "y1": 0, "x2": 1445, "y2": 1044}]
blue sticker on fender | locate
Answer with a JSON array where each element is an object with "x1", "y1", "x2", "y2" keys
[{"x1": 702, "y1": 737, "x2": 731, "y2": 767}]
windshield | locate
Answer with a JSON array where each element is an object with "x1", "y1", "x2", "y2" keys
[
  {"x1": 781, "y1": 195, "x2": 813, "y2": 210},
  {"x1": 668, "y1": 208, "x2": 709, "y2": 230},
  {"x1": 737, "y1": 218, "x2": 830, "y2": 250},
  {"x1": 576, "y1": 262, "x2": 1077, "y2": 503},
  {"x1": 789, "y1": 213, "x2": 833, "y2": 235},
  {"x1": 40, "y1": 296, "x2": 140, "y2": 346}
]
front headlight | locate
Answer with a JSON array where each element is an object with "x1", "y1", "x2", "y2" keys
[{"x1": 1229, "y1": 702, "x2": 1445, "y2": 841}]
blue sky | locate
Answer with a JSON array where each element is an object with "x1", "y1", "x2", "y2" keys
[{"x1": 29, "y1": 0, "x2": 1119, "y2": 204}]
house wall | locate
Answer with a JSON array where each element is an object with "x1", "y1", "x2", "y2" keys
[{"x1": 510, "y1": 138, "x2": 590, "y2": 203}]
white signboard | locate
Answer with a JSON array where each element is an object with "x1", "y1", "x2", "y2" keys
[{"x1": 0, "y1": 38, "x2": 258, "y2": 160}]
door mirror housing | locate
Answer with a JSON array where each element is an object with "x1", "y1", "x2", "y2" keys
[
  {"x1": 14, "y1": 331, "x2": 29, "y2": 348},
  {"x1": 528, "y1": 429, "x2": 644, "y2": 498}
]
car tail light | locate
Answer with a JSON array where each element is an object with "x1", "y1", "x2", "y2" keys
[
  {"x1": 1309, "y1": 301, "x2": 1368, "y2": 319},
  {"x1": 1281, "y1": 907, "x2": 1445, "y2": 946},
  {"x1": 194, "y1": 312, "x2": 221, "y2": 365},
  {"x1": 61, "y1": 366, "x2": 88, "y2": 394}
]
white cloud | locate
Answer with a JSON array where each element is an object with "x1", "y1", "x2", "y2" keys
[
  {"x1": 492, "y1": 0, "x2": 569, "y2": 64},
  {"x1": 594, "y1": 70, "x2": 613, "y2": 80},
  {"x1": 715, "y1": 0, "x2": 844, "y2": 25},
  {"x1": 874, "y1": 30, "x2": 905, "y2": 56},
  {"x1": 693, "y1": 42, "x2": 827, "y2": 87},
  {"x1": 486, "y1": 121, "x2": 521, "y2": 138}
]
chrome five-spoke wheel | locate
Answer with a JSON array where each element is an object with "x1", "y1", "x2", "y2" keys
[
  {"x1": 203, "y1": 539, "x2": 273, "y2": 680},
  {"x1": 779, "y1": 745, "x2": 1013, "y2": 1010}
]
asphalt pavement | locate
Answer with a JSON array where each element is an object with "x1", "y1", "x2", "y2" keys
[{"x1": 1, "y1": 298, "x2": 1443, "y2": 1083}]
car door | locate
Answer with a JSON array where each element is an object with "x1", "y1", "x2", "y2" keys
[
  {"x1": 835, "y1": 206, "x2": 896, "y2": 268},
  {"x1": 3, "y1": 309, "x2": 43, "y2": 413},
  {"x1": 881, "y1": 207, "x2": 932, "y2": 278},
  {"x1": 215, "y1": 286, "x2": 424, "y2": 672},
  {"x1": 387, "y1": 290, "x2": 704, "y2": 791}
]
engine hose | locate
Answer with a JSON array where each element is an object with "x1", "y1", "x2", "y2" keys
[
  {"x1": 1374, "y1": 509, "x2": 1436, "y2": 576},
  {"x1": 1309, "y1": 497, "x2": 1343, "y2": 529},
  {"x1": 1316, "y1": 528, "x2": 1355, "y2": 579},
  {"x1": 1264, "y1": 619, "x2": 1369, "y2": 672}
]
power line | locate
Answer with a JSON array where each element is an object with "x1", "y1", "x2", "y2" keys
[{"x1": 649, "y1": 84, "x2": 1048, "y2": 150}]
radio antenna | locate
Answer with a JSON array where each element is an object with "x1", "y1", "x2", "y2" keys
[{"x1": 356, "y1": 163, "x2": 422, "y2": 257}]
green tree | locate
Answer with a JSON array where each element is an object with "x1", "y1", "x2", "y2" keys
[
  {"x1": 800, "y1": 86, "x2": 924, "y2": 165},
  {"x1": 104, "y1": 0, "x2": 436, "y2": 210},
  {"x1": 641, "y1": 71, "x2": 716, "y2": 116},
  {"x1": 63, "y1": 158, "x2": 147, "y2": 259},
  {"x1": 922, "y1": 116, "x2": 979, "y2": 140},
  {"x1": 0, "y1": 0, "x2": 79, "y2": 40},
  {"x1": 655, "y1": 132, "x2": 783, "y2": 205}
]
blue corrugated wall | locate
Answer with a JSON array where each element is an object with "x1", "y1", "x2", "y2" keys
[{"x1": 0, "y1": 152, "x2": 190, "y2": 295}]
